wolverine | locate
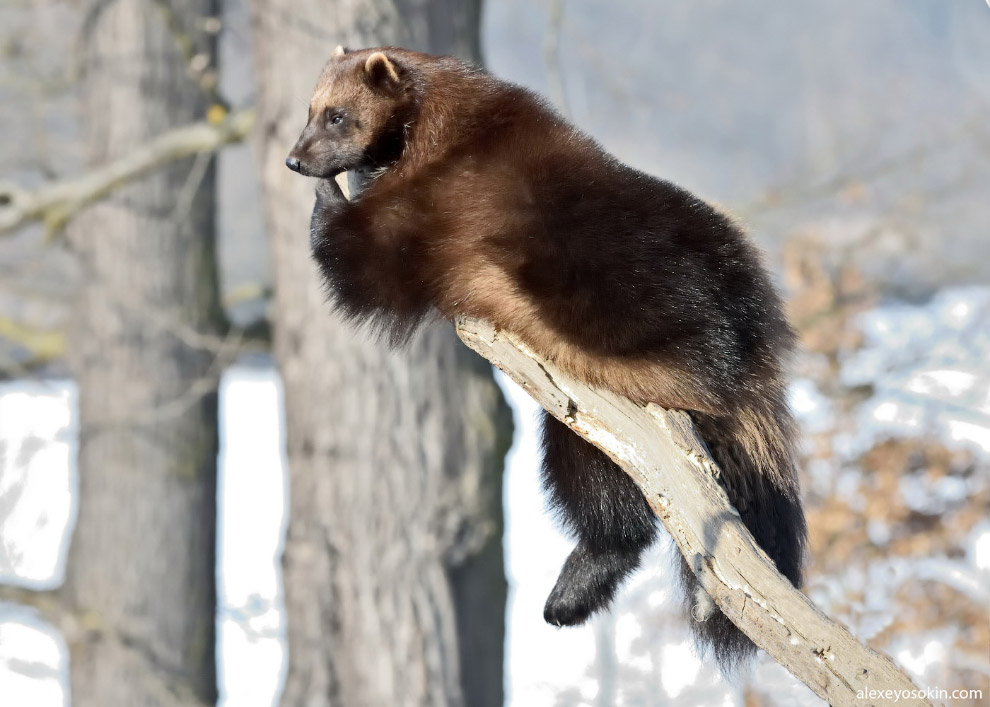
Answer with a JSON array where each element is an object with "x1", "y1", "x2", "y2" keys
[{"x1": 286, "y1": 46, "x2": 807, "y2": 667}]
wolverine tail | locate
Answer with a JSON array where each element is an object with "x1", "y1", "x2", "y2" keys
[{"x1": 684, "y1": 401, "x2": 807, "y2": 669}]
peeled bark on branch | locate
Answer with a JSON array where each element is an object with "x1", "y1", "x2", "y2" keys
[{"x1": 455, "y1": 316, "x2": 929, "y2": 707}]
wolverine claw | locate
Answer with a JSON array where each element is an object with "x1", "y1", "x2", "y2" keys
[
  {"x1": 315, "y1": 177, "x2": 345, "y2": 202},
  {"x1": 543, "y1": 584, "x2": 596, "y2": 626}
]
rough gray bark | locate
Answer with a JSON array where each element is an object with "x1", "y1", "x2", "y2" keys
[
  {"x1": 249, "y1": 2, "x2": 511, "y2": 706},
  {"x1": 58, "y1": 0, "x2": 223, "y2": 704},
  {"x1": 456, "y1": 317, "x2": 929, "y2": 707}
]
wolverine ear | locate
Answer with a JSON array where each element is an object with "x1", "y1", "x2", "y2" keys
[
  {"x1": 333, "y1": 45, "x2": 347, "y2": 58},
  {"x1": 364, "y1": 51, "x2": 402, "y2": 90}
]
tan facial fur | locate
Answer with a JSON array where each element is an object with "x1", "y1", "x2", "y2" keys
[{"x1": 287, "y1": 49, "x2": 411, "y2": 177}]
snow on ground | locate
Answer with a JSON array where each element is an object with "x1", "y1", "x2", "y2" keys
[
  {"x1": 0, "y1": 613, "x2": 66, "y2": 707},
  {"x1": 841, "y1": 286, "x2": 990, "y2": 456},
  {"x1": 216, "y1": 366, "x2": 288, "y2": 707},
  {"x1": 0, "y1": 380, "x2": 75, "y2": 707},
  {"x1": 496, "y1": 376, "x2": 599, "y2": 705},
  {"x1": 0, "y1": 368, "x2": 293, "y2": 707},
  {"x1": 1, "y1": 286, "x2": 988, "y2": 705},
  {"x1": 0, "y1": 380, "x2": 76, "y2": 588},
  {"x1": 789, "y1": 287, "x2": 990, "y2": 699},
  {"x1": 835, "y1": 286, "x2": 990, "y2": 604}
]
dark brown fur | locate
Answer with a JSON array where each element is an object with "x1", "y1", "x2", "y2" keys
[{"x1": 288, "y1": 47, "x2": 807, "y2": 668}]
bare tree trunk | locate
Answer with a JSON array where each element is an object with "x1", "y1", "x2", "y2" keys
[
  {"x1": 249, "y1": 1, "x2": 511, "y2": 706},
  {"x1": 59, "y1": 0, "x2": 223, "y2": 704}
]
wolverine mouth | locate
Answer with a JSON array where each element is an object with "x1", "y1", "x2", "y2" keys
[
  {"x1": 283, "y1": 156, "x2": 331, "y2": 177},
  {"x1": 285, "y1": 158, "x2": 348, "y2": 179}
]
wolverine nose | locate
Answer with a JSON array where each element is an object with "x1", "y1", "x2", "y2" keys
[{"x1": 285, "y1": 156, "x2": 302, "y2": 173}]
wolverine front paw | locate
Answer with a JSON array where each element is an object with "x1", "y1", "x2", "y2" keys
[{"x1": 310, "y1": 178, "x2": 347, "y2": 251}]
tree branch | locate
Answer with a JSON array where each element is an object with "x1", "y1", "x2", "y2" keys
[
  {"x1": 0, "y1": 584, "x2": 69, "y2": 634},
  {"x1": 0, "y1": 315, "x2": 65, "y2": 365},
  {"x1": 542, "y1": 0, "x2": 571, "y2": 117},
  {"x1": 0, "y1": 284, "x2": 271, "y2": 375},
  {"x1": 454, "y1": 316, "x2": 929, "y2": 707},
  {"x1": 0, "y1": 109, "x2": 254, "y2": 237}
]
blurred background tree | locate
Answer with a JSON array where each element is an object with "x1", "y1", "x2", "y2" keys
[
  {"x1": 26, "y1": 0, "x2": 225, "y2": 704},
  {"x1": 249, "y1": 0, "x2": 510, "y2": 705}
]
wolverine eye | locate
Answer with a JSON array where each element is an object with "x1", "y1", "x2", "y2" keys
[{"x1": 327, "y1": 111, "x2": 344, "y2": 126}]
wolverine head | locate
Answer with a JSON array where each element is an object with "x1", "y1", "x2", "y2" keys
[{"x1": 286, "y1": 47, "x2": 416, "y2": 178}]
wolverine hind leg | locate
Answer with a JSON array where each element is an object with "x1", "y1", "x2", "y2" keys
[{"x1": 540, "y1": 411, "x2": 658, "y2": 625}]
